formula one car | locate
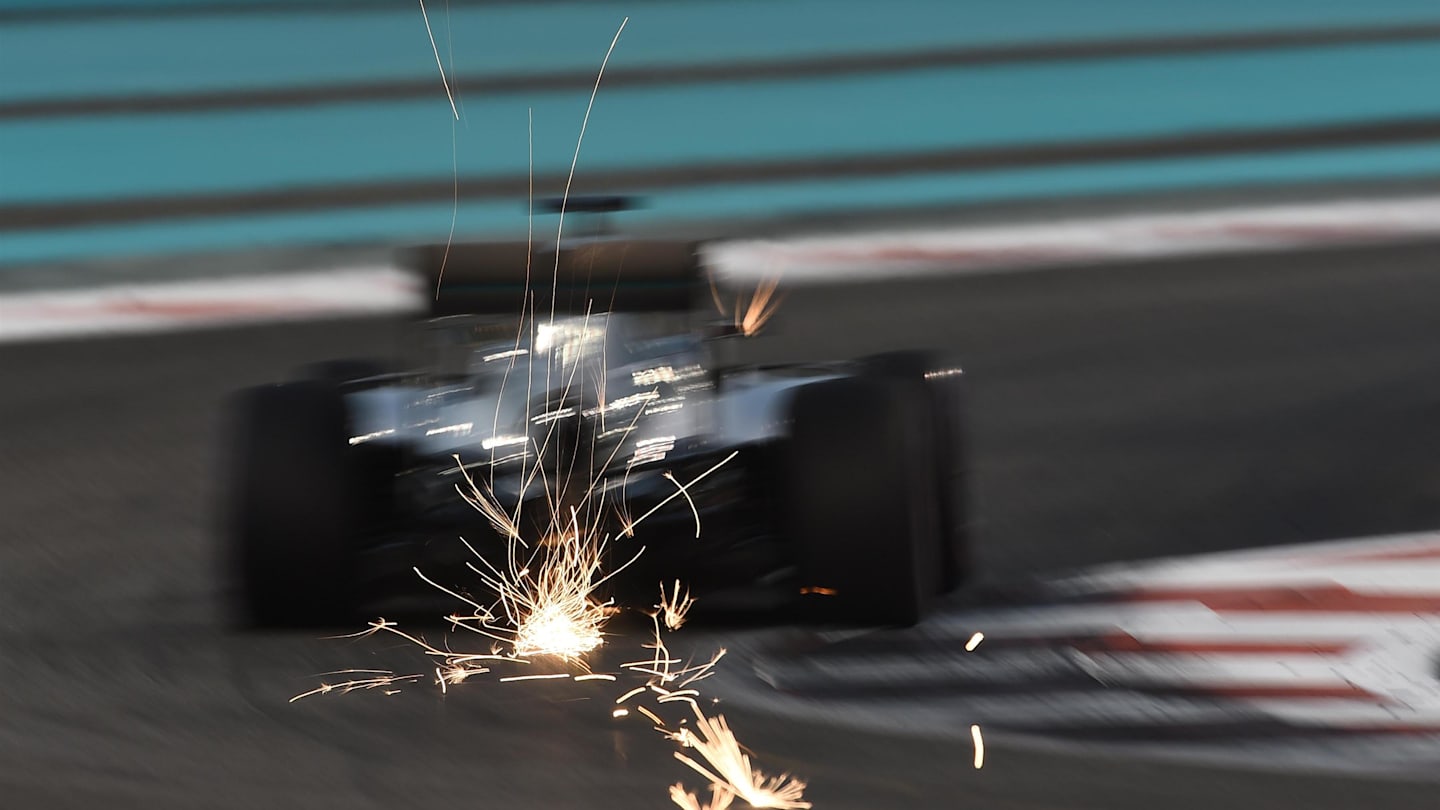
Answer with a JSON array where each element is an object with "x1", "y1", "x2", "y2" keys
[{"x1": 223, "y1": 215, "x2": 967, "y2": 629}]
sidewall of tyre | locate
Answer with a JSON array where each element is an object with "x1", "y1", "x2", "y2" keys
[
  {"x1": 786, "y1": 376, "x2": 943, "y2": 626},
  {"x1": 860, "y1": 351, "x2": 969, "y2": 592},
  {"x1": 226, "y1": 380, "x2": 362, "y2": 628},
  {"x1": 294, "y1": 358, "x2": 390, "y2": 384}
]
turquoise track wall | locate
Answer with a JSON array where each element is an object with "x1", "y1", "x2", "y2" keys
[{"x1": 2, "y1": 1, "x2": 1439, "y2": 266}]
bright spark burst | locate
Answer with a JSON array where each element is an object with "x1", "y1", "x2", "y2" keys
[
  {"x1": 293, "y1": 436, "x2": 733, "y2": 697},
  {"x1": 282, "y1": 13, "x2": 895, "y2": 810},
  {"x1": 453, "y1": 460, "x2": 524, "y2": 542},
  {"x1": 735, "y1": 275, "x2": 785, "y2": 337},
  {"x1": 708, "y1": 271, "x2": 785, "y2": 337},
  {"x1": 465, "y1": 517, "x2": 620, "y2": 662},
  {"x1": 658, "y1": 580, "x2": 696, "y2": 631},
  {"x1": 621, "y1": 607, "x2": 727, "y2": 690},
  {"x1": 670, "y1": 703, "x2": 812, "y2": 810},
  {"x1": 971, "y1": 724, "x2": 985, "y2": 769},
  {"x1": 670, "y1": 782, "x2": 736, "y2": 810},
  {"x1": 965, "y1": 631, "x2": 984, "y2": 652}
]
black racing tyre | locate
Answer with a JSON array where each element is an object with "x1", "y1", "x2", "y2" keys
[
  {"x1": 295, "y1": 358, "x2": 389, "y2": 385},
  {"x1": 225, "y1": 380, "x2": 363, "y2": 628},
  {"x1": 786, "y1": 376, "x2": 944, "y2": 626},
  {"x1": 861, "y1": 350, "x2": 969, "y2": 593}
]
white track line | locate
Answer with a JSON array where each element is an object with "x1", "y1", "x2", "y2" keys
[
  {"x1": 708, "y1": 195, "x2": 1440, "y2": 283},
  {"x1": 1050, "y1": 530, "x2": 1440, "y2": 595},
  {"x1": 0, "y1": 266, "x2": 422, "y2": 343},
  {"x1": 5, "y1": 195, "x2": 1440, "y2": 343},
  {"x1": 751, "y1": 530, "x2": 1440, "y2": 739}
]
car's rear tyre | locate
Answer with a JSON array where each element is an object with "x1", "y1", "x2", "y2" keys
[
  {"x1": 225, "y1": 380, "x2": 363, "y2": 628},
  {"x1": 786, "y1": 376, "x2": 944, "y2": 626},
  {"x1": 295, "y1": 358, "x2": 390, "y2": 385},
  {"x1": 861, "y1": 350, "x2": 969, "y2": 593}
]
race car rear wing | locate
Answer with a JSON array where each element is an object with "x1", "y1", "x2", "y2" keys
[{"x1": 411, "y1": 238, "x2": 704, "y2": 319}]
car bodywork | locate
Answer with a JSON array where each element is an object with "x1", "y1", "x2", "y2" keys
[
  {"x1": 339, "y1": 311, "x2": 845, "y2": 603},
  {"x1": 227, "y1": 228, "x2": 965, "y2": 626}
]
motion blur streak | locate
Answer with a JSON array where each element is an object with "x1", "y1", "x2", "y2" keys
[{"x1": 7, "y1": 2, "x2": 1440, "y2": 808}]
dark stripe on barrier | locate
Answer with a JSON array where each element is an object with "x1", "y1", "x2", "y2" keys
[
  {"x1": 6, "y1": 23, "x2": 1440, "y2": 120},
  {"x1": 6, "y1": 116, "x2": 1440, "y2": 232},
  {"x1": 0, "y1": 1, "x2": 627, "y2": 25}
]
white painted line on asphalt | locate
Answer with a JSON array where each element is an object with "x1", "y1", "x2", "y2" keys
[
  {"x1": 708, "y1": 195, "x2": 1440, "y2": 283},
  {"x1": 720, "y1": 529, "x2": 1440, "y2": 772},
  {"x1": 0, "y1": 266, "x2": 423, "y2": 343},
  {"x1": 1050, "y1": 530, "x2": 1440, "y2": 595},
  {"x1": 1071, "y1": 562, "x2": 1440, "y2": 592},
  {"x1": 5, "y1": 194, "x2": 1440, "y2": 343}
]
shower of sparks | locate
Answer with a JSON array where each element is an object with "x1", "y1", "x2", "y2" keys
[
  {"x1": 453, "y1": 463, "x2": 524, "y2": 542},
  {"x1": 658, "y1": 580, "x2": 696, "y2": 631},
  {"x1": 621, "y1": 451, "x2": 739, "y2": 537},
  {"x1": 669, "y1": 703, "x2": 812, "y2": 810},
  {"x1": 461, "y1": 514, "x2": 625, "y2": 662},
  {"x1": 289, "y1": 670, "x2": 425, "y2": 703},
  {"x1": 290, "y1": 439, "x2": 730, "y2": 691},
  {"x1": 417, "y1": 0, "x2": 459, "y2": 298},
  {"x1": 708, "y1": 271, "x2": 785, "y2": 337},
  {"x1": 670, "y1": 782, "x2": 737, "y2": 810},
  {"x1": 549, "y1": 16, "x2": 628, "y2": 326},
  {"x1": 621, "y1": 609, "x2": 728, "y2": 691},
  {"x1": 735, "y1": 275, "x2": 785, "y2": 337},
  {"x1": 415, "y1": 4, "x2": 665, "y2": 659},
  {"x1": 274, "y1": 13, "x2": 1062, "y2": 810}
]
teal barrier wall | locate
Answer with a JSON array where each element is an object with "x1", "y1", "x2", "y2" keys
[{"x1": 2, "y1": 1, "x2": 1438, "y2": 265}]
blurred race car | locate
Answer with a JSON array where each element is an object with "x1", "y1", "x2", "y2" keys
[{"x1": 223, "y1": 221, "x2": 968, "y2": 629}]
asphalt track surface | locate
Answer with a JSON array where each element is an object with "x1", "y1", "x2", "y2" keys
[{"x1": 3, "y1": 241, "x2": 1440, "y2": 809}]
